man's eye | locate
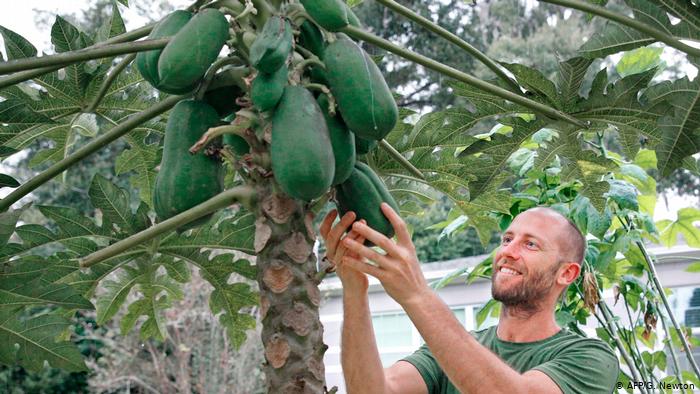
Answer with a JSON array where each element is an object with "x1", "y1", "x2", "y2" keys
[
  {"x1": 502, "y1": 237, "x2": 511, "y2": 244},
  {"x1": 526, "y1": 241, "x2": 538, "y2": 248}
]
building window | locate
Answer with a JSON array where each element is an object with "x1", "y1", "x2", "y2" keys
[
  {"x1": 373, "y1": 307, "x2": 468, "y2": 367},
  {"x1": 666, "y1": 286, "x2": 700, "y2": 373}
]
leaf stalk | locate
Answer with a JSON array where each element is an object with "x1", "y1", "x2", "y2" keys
[
  {"x1": 341, "y1": 25, "x2": 588, "y2": 129},
  {"x1": 539, "y1": 0, "x2": 700, "y2": 58},
  {"x1": 79, "y1": 185, "x2": 256, "y2": 268},
  {"x1": 0, "y1": 38, "x2": 170, "y2": 76}
]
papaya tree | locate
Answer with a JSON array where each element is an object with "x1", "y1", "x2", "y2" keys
[{"x1": 1, "y1": 0, "x2": 700, "y2": 392}]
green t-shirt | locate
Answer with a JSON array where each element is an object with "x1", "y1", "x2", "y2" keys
[{"x1": 400, "y1": 325, "x2": 619, "y2": 394}]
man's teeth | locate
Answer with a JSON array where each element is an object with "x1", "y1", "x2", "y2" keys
[{"x1": 500, "y1": 267, "x2": 521, "y2": 275}]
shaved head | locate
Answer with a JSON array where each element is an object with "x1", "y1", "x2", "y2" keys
[{"x1": 522, "y1": 207, "x2": 586, "y2": 265}]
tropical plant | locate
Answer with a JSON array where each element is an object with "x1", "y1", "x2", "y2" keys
[{"x1": 1, "y1": 0, "x2": 700, "y2": 392}]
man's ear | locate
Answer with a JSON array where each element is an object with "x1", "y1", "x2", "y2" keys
[{"x1": 558, "y1": 262, "x2": 581, "y2": 286}]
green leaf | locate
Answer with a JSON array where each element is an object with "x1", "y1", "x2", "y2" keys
[
  {"x1": 116, "y1": 129, "x2": 162, "y2": 206},
  {"x1": 576, "y1": 68, "x2": 660, "y2": 160},
  {"x1": 500, "y1": 63, "x2": 561, "y2": 109},
  {"x1": 579, "y1": 0, "x2": 695, "y2": 58},
  {"x1": 0, "y1": 207, "x2": 23, "y2": 249},
  {"x1": 656, "y1": 207, "x2": 700, "y2": 247},
  {"x1": 0, "y1": 87, "x2": 56, "y2": 127},
  {"x1": 168, "y1": 252, "x2": 257, "y2": 347},
  {"x1": 158, "y1": 211, "x2": 256, "y2": 255},
  {"x1": 0, "y1": 25, "x2": 37, "y2": 59},
  {"x1": 616, "y1": 46, "x2": 663, "y2": 78},
  {"x1": 642, "y1": 76, "x2": 700, "y2": 176},
  {"x1": 0, "y1": 174, "x2": 19, "y2": 189},
  {"x1": 95, "y1": 3, "x2": 126, "y2": 44},
  {"x1": 117, "y1": 0, "x2": 129, "y2": 6},
  {"x1": 605, "y1": 179, "x2": 639, "y2": 211},
  {"x1": 536, "y1": 130, "x2": 616, "y2": 212},
  {"x1": 475, "y1": 299, "x2": 500, "y2": 329},
  {"x1": 0, "y1": 310, "x2": 87, "y2": 372},
  {"x1": 120, "y1": 271, "x2": 183, "y2": 341},
  {"x1": 88, "y1": 174, "x2": 135, "y2": 234},
  {"x1": 95, "y1": 266, "x2": 143, "y2": 324},
  {"x1": 50, "y1": 16, "x2": 92, "y2": 102},
  {"x1": 0, "y1": 277, "x2": 93, "y2": 311},
  {"x1": 556, "y1": 57, "x2": 593, "y2": 111},
  {"x1": 657, "y1": 1, "x2": 700, "y2": 33}
]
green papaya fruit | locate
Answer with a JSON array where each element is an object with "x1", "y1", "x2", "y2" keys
[
  {"x1": 154, "y1": 100, "x2": 224, "y2": 230},
  {"x1": 204, "y1": 85, "x2": 243, "y2": 118},
  {"x1": 157, "y1": 9, "x2": 229, "y2": 92},
  {"x1": 251, "y1": 65, "x2": 288, "y2": 112},
  {"x1": 271, "y1": 86, "x2": 335, "y2": 200},
  {"x1": 300, "y1": 0, "x2": 349, "y2": 31},
  {"x1": 318, "y1": 94, "x2": 355, "y2": 185},
  {"x1": 335, "y1": 162, "x2": 399, "y2": 239},
  {"x1": 324, "y1": 38, "x2": 398, "y2": 141},
  {"x1": 298, "y1": 21, "x2": 325, "y2": 58},
  {"x1": 249, "y1": 16, "x2": 293, "y2": 73},
  {"x1": 223, "y1": 134, "x2": 250, "y2": 156},
  {"x1": 135, "y1": 10, "x2": 193, "y2": 93},
  {"x1": 355, "y1": 136, "x2": 377, "y2": 155}
]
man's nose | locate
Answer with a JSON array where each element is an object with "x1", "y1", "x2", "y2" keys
[{"x1": 499, "y1": 241, "x2": 520, "y2": 260}]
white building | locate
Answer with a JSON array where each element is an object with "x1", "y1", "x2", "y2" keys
[{"x1": 318, "y1": 244, "x2": 700, "y2": 392}]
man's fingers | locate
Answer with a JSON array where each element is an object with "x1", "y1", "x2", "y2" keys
[
  {"x1": 326, "y1": 211, "x2": 356, "y2": 256},
  {"x1": 351, "y1": 220, "x2": 400, "y2": 257},
  {"x1": 381, "y1": 203, "x2": 412, "y2": 247},
  {"x1": 343, "y1": 256, "x2": 383, "y2": 279},
  {"x1": 319, "y1": 210, "x2": 338, "y2": 239},
  {"x1": 343, "y1": 236, "x2": 393, "y2": 269}
]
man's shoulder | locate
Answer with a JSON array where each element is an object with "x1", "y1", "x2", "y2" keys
[{"x1": 552, "y1": 329, "x2": 617, "y2": 358}]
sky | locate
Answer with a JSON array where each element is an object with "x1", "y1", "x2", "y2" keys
[{"x1": 0, "y1": 1, "x2": 697, "y2": 221}]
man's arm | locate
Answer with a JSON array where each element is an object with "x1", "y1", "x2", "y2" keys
[{"x1": 341, "y1": 291, "x2": 428, "y2": 394}]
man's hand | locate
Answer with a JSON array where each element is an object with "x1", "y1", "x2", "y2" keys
[
  {"x1": 319, "y1": 210, "x2": 369, "y2": 294},
  {"x1": 340, "y1": 203, "x2": 431, "y2": 307}
]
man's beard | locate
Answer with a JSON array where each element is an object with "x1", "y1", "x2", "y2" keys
[{"x1": 491, "y1": 261, "x2": 559, "y2": 316}]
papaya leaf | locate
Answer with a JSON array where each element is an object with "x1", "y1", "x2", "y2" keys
[
  {"x1": 51, "y1": 16, "x2": 93, "y2": 102},
  {"x1": 88, "y1": 174, "x2": 136, "y2": 234},
  {"x1": 500, "y1": 63, "x2": 561, "y2": 109},
  {"x1": 616, "y1": 46, "x2": 663, "y2": 78},
  {"x1": 0, "y1": 310, "x2": 87, "y2": 372},
  {"x1": 95, "y1": 3, "x2": 126, "y2": 44},
  {"x1": 605, "y1": 179, "x2": 639, "y2": 211},
  {"x1": 0, "y1": 174, "x2": 19, "y2": 189},
  {"x1": 0, "y1": 207, "x2": 23, "y2": 249},
  {"x1": 642, "y1": 76, "x2": 700, "y2": 176},
  {"x1": 576, "y1": 68, "x2": 659, "y2": 159},
  {"x1": 556, "y1": 57, "x2": 593, "y2": 112},
  {"x1": 119, "y1": 271, "x2": 183, "y2": 341},
  {"x1": 656, "y1": 207, "x2": 700, "y2": 247},
  {"x1": 0, "y1": 25, "x2": 36, "y2": 59},
  {"x1": 158, "y1": 210, "x2": 256, "y2": 255},
  {"x1": 656, "y1": 1, "x2": 700, "y2": 32},
  {"x1": 95, "y1": 267, "x2": 142, "y2": 325},
  {"x1": 0, "y1": 87, "x2": 56, "y2": 127},
  {"x1": 579, "y1": 0, "x2": 698, "y2": 58},
  {"x1": 116, "y1": 129, "x2": 162, "y2": 207},
  {"x1": 536, "y1": 130, "x2": 616, "y2": 212},
  {"x1": 0, "y1": 276, "x2": 93, "y2": 312}
]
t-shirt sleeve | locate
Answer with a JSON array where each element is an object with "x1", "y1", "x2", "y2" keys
[
  {"x1": 532, "y1": 339, "x2": 619, "y2": 394},
  {"x1": 399, "y1": 344, "x2": 442, "y2": 393}
]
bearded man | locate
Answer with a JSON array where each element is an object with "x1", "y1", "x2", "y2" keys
[{"x1": 320, "y1": 205, "x2": 619, "y2": 394}]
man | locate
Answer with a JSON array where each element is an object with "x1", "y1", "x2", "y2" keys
[{"x1": 320, "y1": 204, "x2": 619, "y2": 394}]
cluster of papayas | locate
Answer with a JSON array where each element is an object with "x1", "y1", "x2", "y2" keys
[{"x1": 147, "y1": 1, "x2": 400, "y2": 235}]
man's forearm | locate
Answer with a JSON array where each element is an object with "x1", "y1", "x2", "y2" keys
[
  {"x1": 341, "y1": 291, "x2": 387, "y2": 394},
  {"x1": 403, "y1": 291, "x2": 528, "y2": 394}
]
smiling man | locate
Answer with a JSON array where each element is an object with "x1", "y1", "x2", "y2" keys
[{"x1": 320, "y1": 205, "x2": 619, "y2": 394}]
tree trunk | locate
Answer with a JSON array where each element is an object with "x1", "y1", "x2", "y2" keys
[{"x1": 254, "y1": 183, "x2": 330, "y2": 393}]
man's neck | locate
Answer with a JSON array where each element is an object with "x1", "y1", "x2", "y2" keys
[{"x1": 495, "y1": 305, "x2": 561, "y2": 343}]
